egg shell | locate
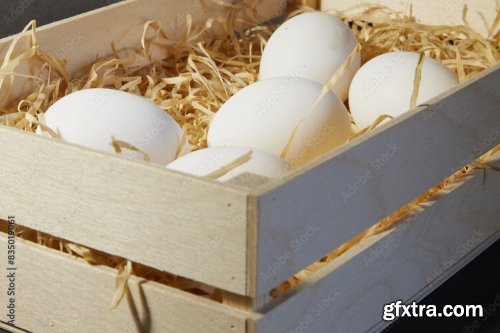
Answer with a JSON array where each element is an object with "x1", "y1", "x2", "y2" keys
[
  {"x1": 207, "y1": 77, "x2": 352, "y2": 166},
  {"x1": 348, "y1": 51, "x2": 459, "y2": 128},
  {"x1": 41, "y1": 88, "x2": 187, "y2": 165},
  {"x1": 259, "y1": 11, "x2": 360, "y2": 101},
  {"x1": 167, "y1": 147, "x2": 290, "y2": 182}
]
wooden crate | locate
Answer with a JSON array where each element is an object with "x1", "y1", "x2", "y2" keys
[{"x1": 0, "y1": 0, "x2": 499, "y2": 332}]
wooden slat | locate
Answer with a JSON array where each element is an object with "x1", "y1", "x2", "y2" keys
[
  {"x1": 0, "y1": 234, "x2": 253, "y2": 333},
  {"x1": 0, "y1": 0, "x2": 286, "y2": 69},
  {"x1": 321, "y1": 0, "x2": 498, "y2": 37},
  {"x1": 254, "y1": 64, "x2": 500, "y2": 294},
  {"x1": 0, "y1": 0, "x2": 286, "y2": 107},
  {"x1": 0, "y1": 126, "x2": 250, "y2": 295},
  {"x1": 253, "y1": 162, "x2": 500, "y2": 333}
]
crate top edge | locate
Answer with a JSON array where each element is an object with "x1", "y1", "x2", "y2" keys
[{"x1": 0, "y1": 0, "x2": 130, "y2": 45}]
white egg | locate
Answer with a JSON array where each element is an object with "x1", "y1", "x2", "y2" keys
[
  {"x1": 259, "y1": 11, "x2": 360, "y2": 101},
  {"x1": 207, "y1": 77, "x2": 352, "y2": 166},
  {"x1": 41, "y1": 88, "x2": 188, "y2": 165},
  {"x1": 349, "y1": 52, "x2": 459, "y2": 128},
  {"x1": 167, "y1": 147, "x2": 290, "y2": 182}
]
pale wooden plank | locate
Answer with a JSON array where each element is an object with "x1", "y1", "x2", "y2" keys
[
  {"x1": 0, "y1": 0, "x2": 286, "y2": 71},
  {"x1": 0, "y1": 125, "x2": 250, "y2": 295},
  {"x1": 321, "y1": 0, "x2": 498, "y2": 37},
  {"x1": 0, "y1": 0, "x2": 286, "y2": 106},
  {"x1": 255, "y1": 64, "x2": 500, "y2": 294},
  {"x1": 368, "y1": 227, "x2": 500, "y2": 333},
  {"x1": 254, "y1": 163, "x2": 500, "y2": 333},
  {"x1": 0, "y1": 233, "x2": 251, "y2": 333}
]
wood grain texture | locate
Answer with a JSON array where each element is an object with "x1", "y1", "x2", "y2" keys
[
  {"x1": 0, "y1": 234, "x2": 252, "y2": 333},
  {"x1": 254, "y1": 163, "x2": 500, "y2": 333},
  {"x1": 0, "y1": 125, "x2": 250, "y2": 294},
  {"x1": 255, "y1": 64, "x2": 500, "y2": 294},
  {"x1": 321, "y1": 0, "x2": 498, "y2": 37}
]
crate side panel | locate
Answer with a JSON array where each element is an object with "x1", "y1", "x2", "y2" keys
[
  {"x1": 0, "y1": 0, "x2": 287, "y2": 106},
  {"x1": 0, "y1": 126, "x2": 249, "y2": 294},
  {"x1": 256, "y1": 65, "x2": 500, "y2": 294},
  {"x1": 0, "y1": 0, "x2": 288, "y2": 70},
  {"x1": 321, "y1": 0, "x2": 498, "y2": 37},
  {"x1": 255, "y1": 164, "x2": 500, "y2": 333},
  {"x1": 0, "y1": 234, "x2": 249, "y2": 333}
]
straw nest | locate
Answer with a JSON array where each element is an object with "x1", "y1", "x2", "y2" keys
[{"x1": 0, "y1": 0, "x2": 498, "y2": 306}]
